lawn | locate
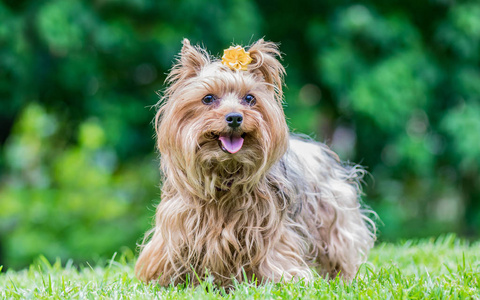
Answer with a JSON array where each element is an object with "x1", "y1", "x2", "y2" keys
[{"x1": 1, "y1": 235, "x2": 479, "y2": 299}]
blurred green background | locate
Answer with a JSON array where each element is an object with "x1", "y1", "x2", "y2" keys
[{"x1": 1, "y1": 0, "x2": 479, "y2": 270}]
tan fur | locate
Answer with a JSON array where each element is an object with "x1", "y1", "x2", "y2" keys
[{"x1": 135, "y1": 39, "x2": 376, "y2": 287}]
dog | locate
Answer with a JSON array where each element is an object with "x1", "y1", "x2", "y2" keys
[{"x1": 135, "y1": 39, "x2": 375, "y2": 286}]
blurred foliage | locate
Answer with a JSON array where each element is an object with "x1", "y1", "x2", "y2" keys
[
  {"x1": 1, "y1": 0, "x2": 480, "y2": 269},
  {"x1": 0, "y1": 104, "x2": 159, "y2": 268}
]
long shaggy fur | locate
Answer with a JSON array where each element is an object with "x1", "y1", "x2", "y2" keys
[{"x1": 135, "y1": 39, "x2": 376, "y2": 286}]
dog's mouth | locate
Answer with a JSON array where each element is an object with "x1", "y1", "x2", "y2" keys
[{"x1": 208, "y1": 132, "x2": 247, "y2": 154}]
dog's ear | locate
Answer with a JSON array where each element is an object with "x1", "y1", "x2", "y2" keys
[
  {"x1": 168, "y1": 39, "x2": 210, "y2": 83},
  {"x1": 180, "y1": 39, "x2": 210, "y2": 73},
  {"x1": 248, "y1": 39, "x2": 286, "y2": 104}
]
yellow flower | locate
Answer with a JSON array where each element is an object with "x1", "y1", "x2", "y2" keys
[{"x1": 222, "y1": 46, "x2": 252, "y2": 71}]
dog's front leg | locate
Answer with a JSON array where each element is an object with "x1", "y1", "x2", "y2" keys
[{"x1": 255, "y1": 227, "x2": 313, "y2": 283}]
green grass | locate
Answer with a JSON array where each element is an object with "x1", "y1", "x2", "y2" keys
[{"x1": 1, "y1": 235, "x2": 479, "y2": 299}]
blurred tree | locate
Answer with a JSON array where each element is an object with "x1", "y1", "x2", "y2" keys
[{"x1": 0, "y1": 0, "x2": 479, "y2": 269}]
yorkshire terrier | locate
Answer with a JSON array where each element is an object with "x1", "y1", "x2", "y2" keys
[{"x1": 135, "y1": 39, "x2": 375, "y2": 286}]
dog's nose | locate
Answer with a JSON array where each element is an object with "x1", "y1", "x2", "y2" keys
[{"x1": 225, "y1": 113, "x2": 243, "y2": 128}]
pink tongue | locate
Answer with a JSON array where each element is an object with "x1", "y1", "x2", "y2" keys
[{"x1": 219, "y1": 134, "x2": 244, "y2": 154}]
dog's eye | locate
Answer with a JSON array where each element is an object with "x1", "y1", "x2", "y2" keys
[
  {"x1": 202, "y1": 94, "x2": 216, "y2": 105},
  {"x1": 244, "y1": 94, "x2": 256, "y2": 106}
]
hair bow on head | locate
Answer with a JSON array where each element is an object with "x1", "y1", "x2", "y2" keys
[{"x1": 221, "y1": 46, "x2": 252, "y2": 71}]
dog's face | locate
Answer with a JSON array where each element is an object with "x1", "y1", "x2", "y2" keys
[{"x1": 156, "y1": 39, "x2": 289, "y2": 196}]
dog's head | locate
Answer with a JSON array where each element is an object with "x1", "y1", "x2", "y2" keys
[{"x1": 156, "y1": 39, "x2": 289, "y2": 197}]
